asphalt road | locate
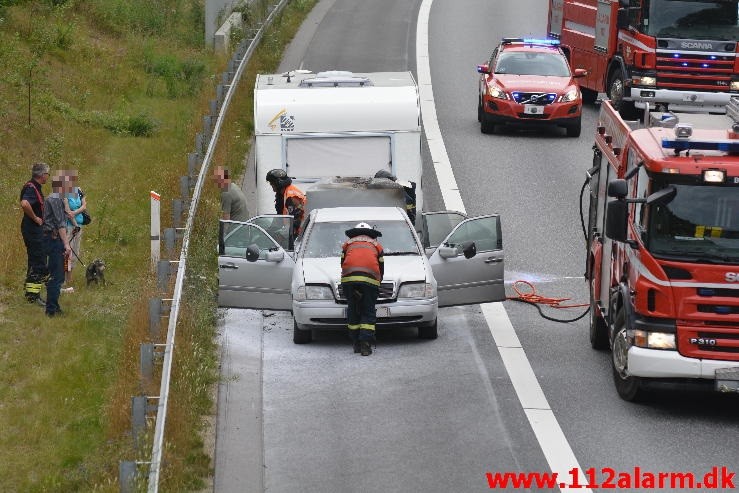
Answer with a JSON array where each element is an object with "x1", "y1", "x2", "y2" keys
[{"x1": 214, "y1": 1, "x2": 739, "y2": 492}]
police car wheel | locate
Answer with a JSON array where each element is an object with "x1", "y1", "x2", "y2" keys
[
  {"x1": 293, "y1": 320, "x2": 312, "y2": 344},
  {"x1": 418, "y1": 319, "x2": 438, "y2": 339}
]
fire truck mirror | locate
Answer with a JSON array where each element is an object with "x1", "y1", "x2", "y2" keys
[
  {"x1": 605, "y1": 200, "x2": 628, "y2": 243},
  {"x1": 646, "y1": 186, "x2": 677, "y2": 206},
  {"x1": 617, "y1": 8, "x2": 629, "y2": 30},
  {"x1": 607, "y1": 179, "x2": 628, "y2": 198}
]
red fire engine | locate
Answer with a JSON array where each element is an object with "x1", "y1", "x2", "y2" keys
[
  {"x1": 586, "y1": 99, "x2": 739, "y2": 401},
  {"x1": 548, "y1": 0, "x2": 739, "y2": 118}
]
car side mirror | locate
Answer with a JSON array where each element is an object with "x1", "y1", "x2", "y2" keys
[
  {"x1": 438, "y1": 245, "x2": 459, "y2": 259},
  {"x1": 605, "y1": 200, "x2": 628, "y2": 243},
  {"x1": 265, "y1": 249, "x2": 284, "y2": 263},
  {"x1": 574, "y1": 68, "x2": 587, "y2": 78},
  {"x1": 460, "y1": 241, "x2": 477, "y2": 259},
  {"x1": 607, "y1": 179, "x2": 628, "y2": 199},
  {"x1": 246, "y1": 244, "x2": 260, "y2": 262},
  {"x1": 477, "y1": 64, "x2": 491, "y2": 75}
]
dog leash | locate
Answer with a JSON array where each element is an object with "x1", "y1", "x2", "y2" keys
[{"x1": 68, "y1": 228, "x2": 86, "y2": 267}]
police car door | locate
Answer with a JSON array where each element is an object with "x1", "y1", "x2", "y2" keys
[
  {"x1": 422, "y1": 212, "x2": 505, "y2": 307},
  {"x1": 218, "y1": 215, "x2": 295, "y2": 309}
]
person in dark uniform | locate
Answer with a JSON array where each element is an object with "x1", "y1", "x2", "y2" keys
[
  {"x1": 266, "y1": 169, "x2": 306, "y2": 237},
  {"x1": 340, "y1": 222, "x2": 384, "y2": 356},
  {"x1": 374, "y1": 169, "x2": 416, "y2": 224},
  {"x1": 19, "y1": 163, "x2": 50, "y2": 303}
]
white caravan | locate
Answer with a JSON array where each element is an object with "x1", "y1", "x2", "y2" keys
[{"x1": 253, "y1": 70, "x2": 423, "y2": 217}]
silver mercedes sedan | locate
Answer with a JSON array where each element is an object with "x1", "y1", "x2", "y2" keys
[{"x1": 218, "y1": 206, "x2": 505, "y2": 344}]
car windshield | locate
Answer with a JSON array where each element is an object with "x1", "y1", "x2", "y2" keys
[
  {"x1": 494, "y1": 51, "x2": 571, "y2": 76},
  {"x1": 647, "y1": 180, "x2": 739, "y2": 264},
  {"x1": 645, "y1": 0, "x2": 739, "y2": 40},
  {"x1": 302, "y1": 220, "x2": 420, "y2": 258}
]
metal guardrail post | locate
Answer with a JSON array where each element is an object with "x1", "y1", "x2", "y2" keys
[
  {"x1": 119, "y1": 461, "x2": 137, "y2": 493},
  {"x1": 172, "y1": 198, "x2": 183, "y2": 228},
  {"x1": 149, "y1": 298, "x2": 162, "y2": 338},
  {"x1": 132, "y1": 396, "x2": 148, "y2": 449},
  {"x1": 156, "y1": 260, "x2": 171, "y2": 292},
  {"x1": 188, "y1": 152, "x2": 200, "y2": 177},
  {"x1": 141, "y1": 343, "x2": 154, "y2": 381},
  {"x1": 180, "y1": 176, "x2": 190, "y2": 200}
]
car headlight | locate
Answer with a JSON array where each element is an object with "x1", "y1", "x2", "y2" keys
[
  {"x1": 630, "y1": 329, "x2": 676, "y2": 350},
  {"x1": 398, "y1": 282, "x2": 435, "y2": 299},
  {"x1": 559, "y1": 88, "x2": 580, "y2": 102},
  {"x1": 731, "y1": 81, "x2": 739, "y2": 91},
  {"x1": 295, "y1": 284, "x2": 334, "y2": 301},
  {"x1": 633, "y1": 76, "x2": 656, "y2": 87},
  {"x1": 487, "y1": 84, "x2": 508, "y2": 100}
]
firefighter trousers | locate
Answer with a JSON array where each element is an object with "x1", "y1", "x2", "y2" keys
[{"x1": 342, "y1": 281, "x2": 379, "y2": 343}]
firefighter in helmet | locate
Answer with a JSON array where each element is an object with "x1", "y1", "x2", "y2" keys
[
  {"x1": 265, "y1": 169, "x2": 306, "y2": 237},
  {"x1": 374, "y1": 169, "x2": 416, "y2": 224},
  {"x1": 341, "y1": 222, "x2": 384, "y2": 356}
]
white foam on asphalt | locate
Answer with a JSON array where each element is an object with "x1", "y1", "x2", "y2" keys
[{"x1": 416, "y1": 1, "x2": 590, "y2": 490}]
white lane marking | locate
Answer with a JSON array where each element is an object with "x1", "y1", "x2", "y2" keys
[{"x1": 416, "y1": 1, "x2": 590, "y2": 491}]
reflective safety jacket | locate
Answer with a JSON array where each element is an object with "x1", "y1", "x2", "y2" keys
[
  {"x1": 340, "y1": 235, "x2": 384, "y2": 286},
  {"x1": 280, "y1": 184, "x2": 306, "y2": 234}
]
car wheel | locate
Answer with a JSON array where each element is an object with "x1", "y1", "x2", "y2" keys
[
  {"x1": 480, "y1": 114, "x2": 496, "y2": 134},
  {"x1": 611, "y1": 308, "x2": 646, "y2": 401},
  {"x1": 581, "y1": 87, "x2": 598, "y2": 105},
  {"x1": 477, "y1": 100, "x2": 483, "y2": 123},
  {"x1": 607, "y1": 70, "x2": 640, "y2": 120},
  {"x1": 589, "y1": 280, "x2": 609, "y2": 350},
  {"x1": 418, "y1": 319, "x2": 438, "y2": 339},
  {"x1": 566, "y1": 119, "x2": 581, "y2": 138},
  {"x1": 293, "y1": 320, "x2": 312, "y2": 344}
]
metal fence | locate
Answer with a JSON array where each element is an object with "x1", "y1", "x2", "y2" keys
[{"x1": 119, "y1": 1, "x2": 291, "y2": 491}]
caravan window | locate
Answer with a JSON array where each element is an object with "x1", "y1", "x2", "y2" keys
[{"x1": 285, "y1": 136, "x2": 392, "y2": 179}]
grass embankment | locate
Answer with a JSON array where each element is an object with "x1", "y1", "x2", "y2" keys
[{"x1": 0, "y1": 0, "x2": 316, "y2": 490}]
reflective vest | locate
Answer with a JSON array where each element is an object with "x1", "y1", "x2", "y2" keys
[
  {"x1": 281, "y1": 184, "x2": 306, "y2": 226},
  {"x1": 341, "y1": 236, "x2": 384, "y2": 286}
]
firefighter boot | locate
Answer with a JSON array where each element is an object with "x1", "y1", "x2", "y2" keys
[
  {"x1": 349, "y1": 329, "x2": 360, "y2": 353},
  {"x1": 360, "y1": 341, "x2": 372, "y2": 356}
]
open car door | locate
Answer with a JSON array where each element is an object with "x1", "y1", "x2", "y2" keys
[
  {"x1": 218, "y1": 215, "x2": 294, "y2": 309},
  {"x1": 423, "y1": 212, "x2": 505, "y2": 307}
]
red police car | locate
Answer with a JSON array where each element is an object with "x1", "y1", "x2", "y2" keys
[{"x1": 477, "y1": 38, "x2": 586, "y2": 137}]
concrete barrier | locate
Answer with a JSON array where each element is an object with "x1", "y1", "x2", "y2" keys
[{"x1": 214, "y1": 12, "x2": 244, "y2": 55}]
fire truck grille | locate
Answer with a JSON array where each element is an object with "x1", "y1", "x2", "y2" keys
[
  {"x1": 511, "y1": 92, "x2": 557, "y2": 105},
  {"x1": 697, "y1": 305, "x2": 739, "y2": 315},
  {"x1": 336, "y1": 282, "x2": 395, "y2": 302},
  {"x1": 680, "y1": 326, "x2": 739, "y2": 359},
  {"x1": 655, "y1": 51, "x2": 734, "y2": 92}
]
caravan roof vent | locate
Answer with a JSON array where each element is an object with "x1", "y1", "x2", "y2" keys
[{"x1": 299, "y1": 71, "x2": 374, "y2": 88}]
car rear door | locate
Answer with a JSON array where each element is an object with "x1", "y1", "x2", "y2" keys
[
  {"x1": 218, "y1": 216, "x2": 295, "y2": 309},
  {"x1": 423, "y1": 212, "x2": 505, "y2": 307}
]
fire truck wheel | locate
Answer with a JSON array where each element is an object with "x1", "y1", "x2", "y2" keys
[
  {"x1": 589, "y1": 283, "x2": 609, "y2": 350},
  {"x1": 611, "y1": 308, "x2": 646, "y2": 402},
  {"x1": 418, "y1": 318, "x2": 438, "y2": 339},
  {"x1": 581, "y1": 87, "x2": 598, "y2": 105},
  {"x1": 607, "y1": 70, "x2": 639, "y2": 120},
  {"x1": 293, "y1": 320, "x2": 313, "y2": 344}
]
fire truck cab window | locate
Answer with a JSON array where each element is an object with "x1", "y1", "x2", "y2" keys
[
  {"x1": 647, "y1": 179, "x2": 739, "y2": 264},
  {"x1": 644, "y1": 0, "x2": 739, "y2": 39}
]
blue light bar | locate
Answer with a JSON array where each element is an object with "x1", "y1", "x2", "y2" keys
[
  {"x1": 523, "y1": 38, "x2": 560, "y2": 45},
  {"x1": 662, "y1": 138, "x2": 739, "y2": 152}
]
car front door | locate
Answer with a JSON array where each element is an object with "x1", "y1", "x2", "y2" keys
[
  {"x1": 425, "y1": 213, "x2": 505, "y2": 307},
  {"x1": 218, "y1": 218, "x2": 295, "y2": 309}
]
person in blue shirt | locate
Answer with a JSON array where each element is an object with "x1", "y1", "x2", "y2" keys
[{"x1": 62, "y1": 170, "x2": 88, "y2": 293}]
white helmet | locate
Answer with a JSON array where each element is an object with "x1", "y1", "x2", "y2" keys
[{"x1": 355, "y1": 222, "x2": 371, "y2": 229}]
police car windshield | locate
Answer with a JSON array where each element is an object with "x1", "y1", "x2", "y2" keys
[
  {"x1": 647, "y1": 182, "x2": 739, "y2": 264},
  {"x1": 646, "y1": 0, "x2": 739, "y2": 41},
  {"x1": 494, "y1": 51, "x2": 570, "y2": 77},
  {"x1": 302, "y1": 220, "x2": 419, "y2": 259}
]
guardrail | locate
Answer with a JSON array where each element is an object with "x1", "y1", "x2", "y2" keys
[{"x1": 118, "y1": 1, "x2": 291, "y2": 491}]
